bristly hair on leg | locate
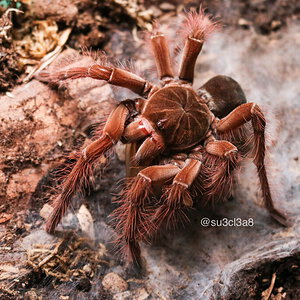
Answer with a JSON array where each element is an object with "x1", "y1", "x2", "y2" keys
[
  {"x1": 141, "y1": 20, "x2": 163, "y2": 47},
  {"x1": 248, "y1": 105, "x2": 289, "y2": 226},
  {"x1": 81, "y1": 45, "x2": 143, "y2": 80},
  {"x1": 35, "y1": 47, "x2": 114, "y2": 84},
  {"x1": 153, "y1": 183, "x2": 192, "y2": 232},
  {"x1": 178, "y1": 7, "x2": 221, "y2": 42},
  {"x1": 173, "y1": 7, "x2": 221, "y2": 63},
  {"x1": 250, "y1": 105, "x2": 267, "y2": 166},
  {"x1": 46, "y1": 154, "x2": 94, "y2": 233},
  {"x1": 196, "y1": 152, "x2": 241, "y2": 207},
  {"x1": 80, "y1": 46, "x2": 108, "y2": 65},
  {"x1": 111, "y1": 175, "x2": 156, "y2": 266},
  {"x1": 46, "y1": 132, "x2": 113, "y2": 233},
  {"x1": 218, "y1": 105, "x2": 278, "y2": 160},
  {"x1": 217, "y1": 125, "x2": 253, "y2": 157},
  {"x1": 140, "y1": 20, "x2": 175, "y2": 82}
]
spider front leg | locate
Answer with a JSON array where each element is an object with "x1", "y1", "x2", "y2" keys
[
  {"x1": 153, "y1": 158, "x2": 202, "y2": 231},
  {"x1": 216, "y1": 103, "x2": 289, "y2": 226},
  {"x1": 46, "y1": 102, "x2": 130, "y2": 233},
  {"x1": 150, "y1": 30, "x2": 174, "y2": 81},
  {"x1": 38, "y1": 61, "x2": 156, "y2": 98},
  {"x1": 178, "y1": 34, "x2": 204, "y2": 83},
  {"x1": 178, "y1": 9, "x2": 220, "y2": 83},
  {"x1": 113, "y1": 164, "x2": 180, "y2": 267}
]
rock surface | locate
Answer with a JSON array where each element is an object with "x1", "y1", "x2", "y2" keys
[
  {"x1": 0, "y1": 49, "x2": 114, "y2": 211},
  {"x1": 102, "y1": 272, "x2": 128, "y2": 294}
]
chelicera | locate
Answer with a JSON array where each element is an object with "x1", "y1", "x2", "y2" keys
[{"x1": 41, "y1": 9, "x2": 289, "y2": 267}]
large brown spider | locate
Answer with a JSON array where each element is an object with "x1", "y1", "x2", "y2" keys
[{"x1": 41, "y1": 10, "x2": 288, "y2": 267}]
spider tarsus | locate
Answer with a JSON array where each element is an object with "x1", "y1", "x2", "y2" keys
[
  {"x1": 112, "y1": 176, "x2": 156, "y2": 263},
  {"x1": 269, "y1": 208, "x2": 290, "y2": 227},
  {"x1": 250, "y1": 106, "x2": 290, "y2": 227},
  {"x1": 179, "y1": 8, "x2": 221, "y2": 42}
]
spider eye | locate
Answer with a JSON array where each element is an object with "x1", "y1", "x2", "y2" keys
[
  {"x1": 157, "y1": 119, "x2": 167, "y2": 130},
  {"x1": 157, "y1": 121, "x2": 164, "y2": 129}
]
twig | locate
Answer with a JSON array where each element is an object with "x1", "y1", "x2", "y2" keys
[{"x1": 261, "y1": 273, "x2": 277, "y2": 300}]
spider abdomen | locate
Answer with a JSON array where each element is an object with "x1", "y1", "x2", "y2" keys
[{"x1": 142, "y1": 85, "x2": 211, "y2": 150}]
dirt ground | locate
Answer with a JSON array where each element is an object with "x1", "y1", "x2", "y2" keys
[{"x1": 0, "y1": 1, "x2": 300, "y2": 299}]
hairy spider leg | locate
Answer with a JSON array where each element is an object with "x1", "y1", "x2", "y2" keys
[
  {"x1": 178, "y1": 9, "x2": 221, "y2": 83},
  {"x1": 38, "y1": 64, "x2": 155, "y2": 98},
  {"x1": 125, "y1": 143, "x2": 141, "y2": 177},
  {"x1": 46, "y1": 103, "x2": 130, "y2": 233},
  {"x1": 178, "y1": 36, "x2": 203, "y2": 83},
  {"x1": 199, "y1": 139, "x2": 240, "y2": 205},
  {"x1": 113, "y1": 164, "x2": 180, "y2": 267},
  {"x1": 216, "y1": 103, "x2": 289, "y2": 226},
  {"x1": 134, "y1": 136, "x2": 165, "y2": 165},
  {"x1": 153, "y1": 158, "x2": 202, "y2": 231},
  {"x1": 150, "y1": 28, "x2": 174, "y2": 81}
]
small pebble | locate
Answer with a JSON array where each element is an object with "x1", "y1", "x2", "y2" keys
[
  {"x1": 39, "y1": 203, "x2": 53, "y2": 220},
  {"x1": 102, "y1": 272, "x2": 128, "y2": 294},
  {"x1": 83, "y1": 263, "x2": 92, "y2": 274},
  {"x1": 271, "y1": 20, "x2": 282, "y2": 30},
  {"x1": 24, "y1": 290, "x2": 40, "y2": 300},
  {"x1": 159, "y1": 2, "x2": 176, "y2": 11},
  {"x1": 115, "y1": 141, "x2": 126, "y2": 162},
  {"x1": 24, "y1": 223, "x2": 32, "y2": 231},
  {"x1": 238, "y1": 18, "x2": 251, "y2": 28}
]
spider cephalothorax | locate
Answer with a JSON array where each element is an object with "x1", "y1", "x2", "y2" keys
[
  {"x1": 41, "y1": 9, "x2": 289, "y2": 267},
  {"x1": 142, "y1": 85, "x2": 212, "y2": 149}
]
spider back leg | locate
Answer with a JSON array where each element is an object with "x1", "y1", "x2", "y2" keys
[{"x1": 216, "y1": 103, "x2": 289, "y2": 226}]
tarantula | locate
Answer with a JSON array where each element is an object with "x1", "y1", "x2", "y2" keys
[{"x1": 41, "y1": 10, "x2": 288, "y2": 267}]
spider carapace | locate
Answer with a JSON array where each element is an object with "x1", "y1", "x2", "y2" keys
[
  {"x1": 142, "y1": 85, "x2": 211, "y2": 150},
  {"x1": 40, "y1": 9, "x2": 289, "y2": 268}
]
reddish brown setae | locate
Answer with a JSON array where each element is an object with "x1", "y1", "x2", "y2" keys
[{"x1": 41, "y1": 9, "x2": 289, "y2": 268}]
